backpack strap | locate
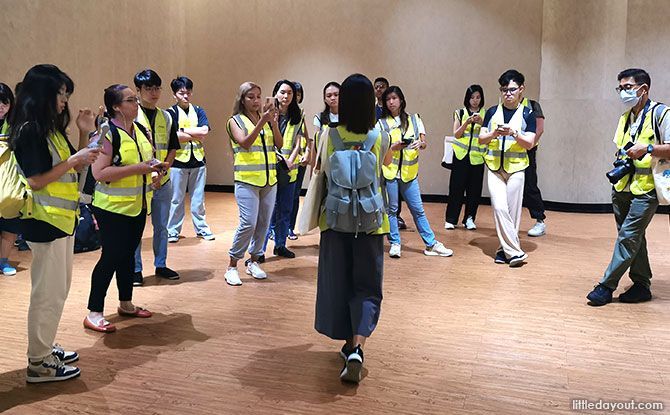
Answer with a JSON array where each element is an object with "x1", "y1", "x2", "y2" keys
[
  {"x1": 379, "y1": 118, "x2": 391, "y2": 132},
  {"x1": 362, "y1": 129, "x2": 379, "y2": 152},
  {"x1": 108, "y1": 122, "x2": 122, "y2": 166},
  {"x1": 411, "y1": 114, "x2": 420, "y2": 140},
  {"x1": 653, "y1": 103, "x2": 669, "y2": 144},
  {"x1": 328, "y1": 126, "x2": 346, "y2": 151},
  {"x1": 162, "y1": 109, "x2": 173, "y2": 138}
]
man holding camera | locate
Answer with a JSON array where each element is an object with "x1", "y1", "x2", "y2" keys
[{"x1": 587, "y1": 68, "x2": 670, "y2": 306}]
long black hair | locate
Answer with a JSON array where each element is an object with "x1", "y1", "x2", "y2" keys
[
  {"x1": 0, "y1": 83, "x2": 15, "y2": 121},
  {"x1": 338, "y1": 74, "x2": 375, "y2": 135},
  {"x1": 463, "y1": 84, "x2": 485, "y2": 111},
  {"x1": 319, "y1": 81, "x2": 340, "y2": 126},
  {"x1": 272, "y1": 80, "x2": 301, "y2": 125},
  {"x1": 9, "y1": 64, "x2": 73, "y2": 144},
  {"x1": 380, "y1": 85, "x2": 408, "y2": 132}
]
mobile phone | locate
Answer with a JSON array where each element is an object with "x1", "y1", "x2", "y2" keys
[
  {"x1": 148, "y1": 158, "x2": 162, "y2": 167},
  {"x1": 401, "y1": 138, "x2": 413, "y2": 146},
  {"x1": 274, "y1": 98, "x2": 280, "y2": 108}
]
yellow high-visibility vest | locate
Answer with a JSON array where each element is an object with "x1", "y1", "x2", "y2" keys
[
  {"x1": 227, "y1": 113, "x2": 277, "y2": 187},
  {"x1": 452, "y1": 107, "x2": 486, "y2": 165},
  {"x1": 174, "y1": 104, "x2": 205, "y2": 162},
  {"x1": 483, "y1": 104, "x2": 529, "y2": 173},
  {"x1": 137, "y1": 106, "x2": 172, "y2": 185},
  {"x1": 379, "y1": 114, "x2": 422, "y2": 182}
]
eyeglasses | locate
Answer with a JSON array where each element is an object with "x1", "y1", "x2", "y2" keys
[
  {"x1": 143, "y1": 86, "x2": 162, "y2": 93},
  {"x1": 615, "y1": 83, "x2": 642, "y2": 93},
  {"x1": 499, "y1": 87, "x2": 520, "y2": 95},
  {"x1": 121, "y1": 97, "x2": 140, "y2": 104}
]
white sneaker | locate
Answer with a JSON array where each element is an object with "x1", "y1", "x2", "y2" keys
[
  {"x1": 424, "y1": 241, "x2": 453, "y2": 257},
  {"x1": 224, "y1": 267, "x2": 242, "y2": 286},
  {"x1": 167, "y1": 234, "x2": 179, "y2": 243},
  {"x1": 245, "y1": 261, "x2": 267, "y2": 279},
  {"x1": 528, "y1": 221, "x2": 546, "y2": 237},
  {"x1": 444, "y1": 222, "x2": 456, "y2": 230},
  {"x1": 464, "y1": 217, "x2": 477, "y2": 230},
  {"x1": 389, "y1": 244, "x2": 401, "y2": 258}
]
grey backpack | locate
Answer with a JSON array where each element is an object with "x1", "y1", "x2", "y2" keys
[{"x1": 324, "y1": 127, "x2": 385, "y2": 235}]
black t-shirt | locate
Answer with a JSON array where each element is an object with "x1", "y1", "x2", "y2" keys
[
  {"x1": 13, "y1": 123, "x2": 77, "y2": 242},
  {"x1": 482, "y1": 105, "x2": 537, "y2": 133},
  {"x1": 140, "y1": 106, "x2": 180, "y2": 153},
  {"x1": 528, "y1": 99, "x2": 544, "y2": 119},
  {"x1": 169, "y1": 104, "x2": 210, "y2": 169}
]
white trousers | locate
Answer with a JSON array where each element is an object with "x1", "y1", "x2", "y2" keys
[{"x1": 487, "y1": 169, "x2": 525, "y2": 258}]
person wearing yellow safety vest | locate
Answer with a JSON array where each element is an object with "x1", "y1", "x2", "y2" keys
[
  {"x1": 377, "y1": 86, "x2": 453, "y2": 259},
  {"x1": 445, "y1": 85, "x2": 486, "y2": 231},
  {"x1": 264, "y1": 80, "x2": 304, "y2": 259},
  {"x1": 84, "y1": 84, "x2": 167, "y2": 334},
  {"x1": 224, "y1": 82, "x2": 282, "y2": 286},
  {"x1": 586, "y1": 68, "x2": 670, "y2": 307},
  {"x1": 11, "y1": 65, "x2": 101, "y2": 383},
  {"x1": 166, "y1": 76, "x2": 214, "y2": 242},
  {"x1": 132, "y1": 70, "x2": 181, "y2": 285},
  {"x1": 520, "y1": 96, "x2": 548, "y2": 237},
  {"x1": 0, "y1": 82, "x2": 20, "y2": 276},
  {"x1": 478, "y1": 70, "x2": 537, "y2": 268},
  {"x1": 287, "y1": 81, "x2": 311, "y2": 241},
  {"x1": 313, "y1": 81, "x2": 340, "y2": 150}
]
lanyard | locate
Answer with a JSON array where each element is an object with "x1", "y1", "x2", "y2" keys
[{"x1": 625, "y1": 99, "x2": 651, "y2": 143}]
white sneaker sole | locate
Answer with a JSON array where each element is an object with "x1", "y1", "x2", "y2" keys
[
  {"x1": 423, "y1": 250, "x2": 453, "y2": 257},
  {"x1": 245, "y1": 269, "x2": 267, "y2": 280},
  {"x1": 26, "y1": 369, "x2": 81, "y2": 383},
  {"x1": 2, "y1": 269, "x2": 17, "y2": 276},
  {"x1": 528, "y1": 231, "x2": 545, "y2": 237},
  {"x1": 509, "y1": 254, "x2": 529, "y2": 267}
]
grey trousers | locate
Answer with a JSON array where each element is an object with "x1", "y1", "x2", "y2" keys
[
  {"x1": 229, "y1": 182, "x2": 277, "y2": 260},
  {"x1": 600, "y1": 189, "x2": 658, "y2": 290},
  {"x1": 315, "y1": 230, "x2": 384, "y2": 340}
]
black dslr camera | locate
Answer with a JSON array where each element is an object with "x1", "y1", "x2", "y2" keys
[{"x1": 606, "y1": 141, "x2": 637, "y2": 185}]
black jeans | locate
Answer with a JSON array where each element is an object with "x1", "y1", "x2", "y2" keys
[
  {"x1": 87, "y1": 207, "x2": 146, "y2": 312},
  {"x1": 523, "y1": 147, "x2": 546, "y2": 221},
  {"x1": 445, "y1": 155, "x2": 484, "y2": 224}
]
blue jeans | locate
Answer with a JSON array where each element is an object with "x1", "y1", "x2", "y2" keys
[
  {"x1": 386, "y1": 178, "x2": 436, "y2": 247},
  {"x1": 265, "y1": 181, "x2": 297, "y2": 249},
  {"x1": 168, "y1": 166, "x2": 211, "y2": 236},
  {"x1": 600, "y1": 190, "x2": 658, "y2": 290},
  {"x1": 135, "y1": 179, "x2": 173, "y2": 272}
]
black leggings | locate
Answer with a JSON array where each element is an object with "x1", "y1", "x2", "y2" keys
[
  {"x1": 445, "y1": 155, "x2": 484, "y2": 224},
  {"x1": 87, "y1": 207, "x2": 146, "y2": 312}
]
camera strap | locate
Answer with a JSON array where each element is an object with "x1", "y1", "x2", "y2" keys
[{"x1": 624, "y1": 99, "x2": 652, "y2": 144}]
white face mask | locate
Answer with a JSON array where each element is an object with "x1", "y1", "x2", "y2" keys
[{"x1": 620, "y1": 86, "x2": 643, "y2": 108}]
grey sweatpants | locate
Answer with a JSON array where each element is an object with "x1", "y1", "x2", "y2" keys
[{"x1": 229, "y1": 181, "x2": 277, "y2": 259}]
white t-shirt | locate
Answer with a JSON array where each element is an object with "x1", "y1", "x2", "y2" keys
[{"x1": 313, "y1": 113, "x2": 338, "y2": 130}]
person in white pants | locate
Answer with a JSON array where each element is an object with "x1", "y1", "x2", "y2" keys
[{"x1": 478, "y1": 70, "x2": 537, "y2": 267}]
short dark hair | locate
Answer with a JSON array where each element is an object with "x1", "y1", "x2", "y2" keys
[
  {"x1": 134, "y1": 69, "x2": 162, "y2": 88},
  {"x1": 339, "y1": 74, "x2": 375, "y2": 134},
  {"x1": 498, "y1": 69, "x2": 525, "y2": 87},
  {"x1": 374, "y1": 77, "x2": 389, "y2": 87},
  {"x1": 104, "y1": 84, "x2": 129, "y2": 118},
  {"x1": 171, "y1": 76, "x2": 193, "y2": 93},
  {"x1": 463, "y1": 84, "x2": 485, "y2": 110},
  {"x1": 0, "y1": 83, "x2": 14, "y2": 107},
  {"x1": 618, "y1": 68, "x2": 651, "y2": 88}
]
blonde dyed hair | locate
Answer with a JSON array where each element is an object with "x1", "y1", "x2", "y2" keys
[{"x1": 232, "y1": 81, "x2": 261, "y2": 116}]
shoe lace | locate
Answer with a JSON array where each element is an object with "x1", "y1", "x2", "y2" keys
[
  {"x1": 43, "y1": 354, "x2": 66, "y2": 369},
  {"x1": 52, "y1": 343, "x2": 64, "y2": 354}
]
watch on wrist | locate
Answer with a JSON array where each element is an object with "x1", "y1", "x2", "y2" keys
[{"x1": 647, "y1": 144, "x2": 654, "y2": 154}]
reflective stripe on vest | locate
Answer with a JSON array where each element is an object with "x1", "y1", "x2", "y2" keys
[
  {"x1": 279, "y1": 118, "x2": 303, "y2": 183},
  {"x1": 379, "y1": 114, "x2": 421, "y2": 182},
  {"x1": 21, "y1": 131, "x2": 79, "y2": 234},
  {"x1": 0, "y1": 121, "x2": 8, "y2": 141},
  {"x1": 228, "y1": 114, "x2": 277, "y2": 187},
  {"x1": 175, "y1": 103, "x2": 205, "y2": 162},
  {"x1": 613, "y1": 102, "x2": 661, "y2": 195},
  {"x1": 483, "y1": 104, "x2": 529, "y2": 174},
  {"x1": 452, "y1": 108, "x2": 486, "y2": 165},
  {"x1": 137, "y1": 106, "x2": 172, "y2": 185},
  {"x1": 93, "y1": 124, "x2": 154, "y2": 216}
]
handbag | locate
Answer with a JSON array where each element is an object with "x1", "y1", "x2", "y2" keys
[
  {"x1": 441, "y1": 135, "x2": 455, "y2": 169},
  {"x1": 296, "y1": 130, "x2": 329, "y2": 235},
  {"x1": 275, "y1": 153, "x2": 291, "y2": 187},
  {"x1": 652, "y1": 104, "x2": 670, "y2": 205}
]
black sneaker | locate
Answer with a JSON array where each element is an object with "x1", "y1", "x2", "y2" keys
[
  {"x1": 509, "y1": 253, "x2": 528, "y2": 268},
  {"x1": 273, "y1": 246, "x2": 295, "y2": 258},
  {"x1": 245, "y1": 255, "x2": 266, "y2": 267},
  {"x1": 618, "y1": 283, "x2": 652, "y2": 303},
  {"x1": 133, "y1": 271, "x2": 144, "y2": 287},
  {"x1": 340, "y1": 345, "x2": 364, "y2": 383},
  {"x1": 586, "y1": 283, "x2": 613, "y2": 306},
  {"x1": 51, "y1": 344, "x2": 79, "y2": 364},
  {"x1": 339, "y1": 344, "x2": 354, "y2": 361},
  {"x1": 397, "y1": 216, "x2": 407, "y2": 230},
  {"x1": 16, "y1": 236, "x2": 30, "y2": 251},
  {"x1": 494, "y1": 250, "x2": 509, "y2": 264},
  {"x1": 156, "y1": 267, "x2": 180, "y2": 280}
]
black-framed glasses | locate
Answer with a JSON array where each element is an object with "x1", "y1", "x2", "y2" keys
[
  {"x1": 499, "y1": 87, "x2": 519, "y2": 95},
  {"x1": 615, "y1": 83, "x2": 641, "y2": 93},
  {"x1": 143, "y1": 86, "x2": 162, "y2": 93}
]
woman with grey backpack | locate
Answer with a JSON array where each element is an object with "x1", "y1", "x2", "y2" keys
[{"x1": 314, "y1": 74, "x2": 393, "y2": 383}]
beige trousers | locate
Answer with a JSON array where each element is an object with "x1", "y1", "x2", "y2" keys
[
  {"x1": 487, "y1": 169, "x2": 525, "y2": 258},
  {"x1": 26, "y1": 235, "x2": 74, "y2": 360}
]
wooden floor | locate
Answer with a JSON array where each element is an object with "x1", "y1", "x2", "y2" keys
[{"x1": 0, "y1": 192, "x2": 669, "y2": 414}]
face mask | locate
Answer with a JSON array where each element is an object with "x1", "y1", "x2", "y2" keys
[{"x1": 620, "y1": 87, "x2": 641, "y2": 108}]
